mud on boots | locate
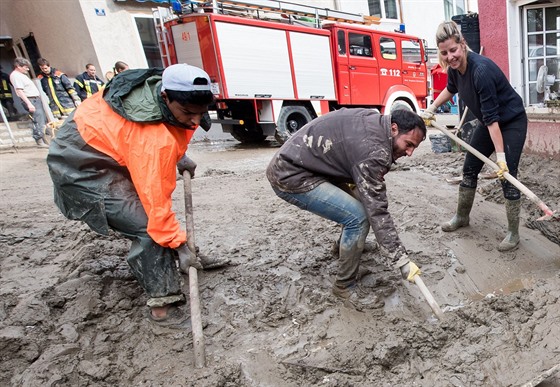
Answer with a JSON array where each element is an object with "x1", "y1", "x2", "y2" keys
[
  {"x1": 498, "y1": 198, "x2": 521, "y2": 251},
  {"x1": 441, "y1": 186, "x2": 476, "y2": 232}
]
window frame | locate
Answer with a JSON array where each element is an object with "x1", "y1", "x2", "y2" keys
[{"x1": 523, "y1": 4, "x2": 559, "y2": 106}]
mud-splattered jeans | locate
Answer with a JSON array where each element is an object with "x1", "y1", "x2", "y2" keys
[{"x1": 272, "y1": 182, "x2": 369, "y2": 288}]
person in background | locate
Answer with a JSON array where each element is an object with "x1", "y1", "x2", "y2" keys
[
  {"x1": 105, "y1": 71, "x2": 115, "y2": 82},
  {"x1": 74, "y1": 63, "x2": 104, "y2": 101},
  {"x1": 267, "y1": 108, "x2": 426, "y2": 309},
  {"x1": 37, "y1": 58, "x2": 81, "y2": 119},
  {"x1": 47, "y1": 64, "x2": 229, "y2": 326},
  {"x1": 0, "y1": 65, "x2": 19, "y2": 120},
  {"x1": 421, "y1": 21, "x2": 527, "y2": 252},
  {"x1": 113, "y1": 61, "x2": 129, "y2": 75},
  {"x1": 9, "y1": 57, "x2": 49, "y2": 147}
]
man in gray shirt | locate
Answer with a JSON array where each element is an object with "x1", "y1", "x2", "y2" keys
[
  {"x1": 267, "y1": 108, "x2": 426, "y2": 308},
  {"x1": 10, "y1": 57, "x2": 49, "y2": 147}
]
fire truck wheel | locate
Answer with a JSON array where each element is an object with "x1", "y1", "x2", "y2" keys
[
  {"x1": 275, "y1": 106, "x2": 313, "y2": 144},
  {"x1": 389, "y1": 100, "x2": 413, "y2": 113},
  {"x1": 230, "y1": 124, "x2": 267, "y2": 143}
]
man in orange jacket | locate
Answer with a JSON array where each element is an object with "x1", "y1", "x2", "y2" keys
[{"x1": 47, "y1": 64, "x2": 228, "y2": 326}]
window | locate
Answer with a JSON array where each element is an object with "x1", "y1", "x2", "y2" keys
[
  {"x1": 524, "y1": 5, "x2": 559, "y2": 105},
  {"x1": 349, "y1": 33, "x2": 373, "y2": 57},
  {"x1": 444, "y1": 0, "x2": 465, "y2": 21},
  {"x1": 380, "y1": 37, "x2": 397, "y2": 60},
  {"x1": 134, "y1": 16, "x2": 163, "y2": 68},
  {"x1": 337, "y1": 30, "x2": 346, "y2": 55},
  {"x1": 368, "y1": 0, "x2": 399, "y2": 20},
  {"x1": 402, "y1": 39, "x2": 421, "y2": 64}
]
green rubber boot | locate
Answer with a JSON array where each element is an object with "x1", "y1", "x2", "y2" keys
[
  {"x1": 441, "y1": 186, "x2": 476, "y2": 232},
  {"x1": 498, "y1": 199, "x2": 521, "y2": 251}
]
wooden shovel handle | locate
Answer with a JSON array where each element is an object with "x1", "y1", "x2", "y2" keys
[{"x1": 183, "y1": 171, "x2": 206, "y2": 368}]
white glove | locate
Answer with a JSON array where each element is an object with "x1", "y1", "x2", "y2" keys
[{"x1": 420, "y1": 105, "x2": 437, "y2": 126}]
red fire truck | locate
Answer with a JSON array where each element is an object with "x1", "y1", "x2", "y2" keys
[{"x1": 155, "y1": 0, "x2": 429, "y2": 143}]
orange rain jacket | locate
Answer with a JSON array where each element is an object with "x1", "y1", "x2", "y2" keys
[{"x1": 73, "y1": 90, "x2": 193, "y2": 248}]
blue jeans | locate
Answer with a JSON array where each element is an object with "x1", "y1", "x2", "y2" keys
[{"x1": 272, "y1": 182, "x2": 370, "y2": 287}]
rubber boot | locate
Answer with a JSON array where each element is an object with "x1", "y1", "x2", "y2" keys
[
  {"x1": 441, "y1": 186, "x2": 476, "y2": 232},
  {"x1": 498, "y1": 199, "x2": 521, "y2": 251}
]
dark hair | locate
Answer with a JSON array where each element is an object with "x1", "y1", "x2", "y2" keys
[
  {"x1": 37, "y1": 58, "x2": 50, "y2": 66},
  {"x1": 164, "y1": 89, "x2": 214, "y2": 106},
  {"x1": 114, "y1": 61, "x2": 129, "y2": 74},
  {"x1": 391, "y1": 109, "x2": 427, "y2": 139},
  {"x1": 86, "y1": 63, "x2": 95, "y2": 69}
]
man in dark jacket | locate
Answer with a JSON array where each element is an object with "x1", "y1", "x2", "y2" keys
[
  {"x1": 48, "y1": 64, "x2": 228, "y2": 326},
  {"x1": 74, "y1": 63, "x2": 104, "y2": 101},
  {"x1": 37, "y1": 58, "x2": 81, "y2": 118},
  {"x1": 267, "y1": 108, "x2": 426, "y2": 308}
]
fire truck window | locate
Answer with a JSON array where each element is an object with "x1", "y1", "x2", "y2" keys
[
  {"x1": 337, "y1": 30, "x2": 346, "y2": 55},
  {"x1": 349, "y1": 33, "x2": 373, "y2": 57},
  {"x1": 402, "y1": 39, "x2": 422, "y2": 64},
  {"x1": 380, "y1": 37, "x2": 397, "y2": 60}
]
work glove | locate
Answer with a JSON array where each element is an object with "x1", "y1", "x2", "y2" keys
[
  {"x1": 496, "y1": 152, "x2": 509, "y2": 180},
  {"x1": 395, "y1": 254, "x2": 421, "y2": 283},
  {"x1": 420, "y1": 105, "x2": 437, "y2": 126},
  {"x1": 176, "y1": 244, "x2": 203, "y2": 272},
  {"x1": 177, "y1": 154, "x2": 197, "y2": 178}
]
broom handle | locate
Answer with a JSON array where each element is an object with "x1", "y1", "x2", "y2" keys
[{"x1": 431, "y1": 121, "x2": 554, "y2": 217}]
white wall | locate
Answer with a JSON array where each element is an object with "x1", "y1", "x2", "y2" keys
[{"x1": 78, "y1": 0, "x2": 151, "y2": 78}]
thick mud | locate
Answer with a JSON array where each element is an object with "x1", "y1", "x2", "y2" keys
[{"x1": 1, "y1": 133, "x2": 559, "y2": 386}]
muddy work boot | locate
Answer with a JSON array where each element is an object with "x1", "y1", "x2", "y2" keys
[
  {"x1": 332, "y1": 282, "x2": 384, "y2": 310},
  {"x1": 498, "y1": 198, "x2": 521, "y2": 251},
  {"x1": 441, "y1": 186, "x2": 476, "y2": 232}
]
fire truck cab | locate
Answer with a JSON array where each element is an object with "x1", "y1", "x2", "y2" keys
[{"x1": 156, "y1": 1, "x2": 428, "y2": 143}]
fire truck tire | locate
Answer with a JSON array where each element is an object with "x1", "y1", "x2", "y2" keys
[
  {"x1": 275, "y1": 106, "x2": 313, "y2": 144},
  {"x1": 389, "y1": 100, "x2": 414, "y2": 112},
  {"x1": 230, "y1": 124, "x2": 267, "y2": 143}
]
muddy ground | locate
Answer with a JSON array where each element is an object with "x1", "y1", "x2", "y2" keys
[{"x1": 1, "y1": 130, "x2": 559, "y2": 386}]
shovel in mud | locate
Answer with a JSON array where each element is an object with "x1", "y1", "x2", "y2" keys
[
  {"x1": 182, "y1": 170, "x2": 206, "y2": 368},
  {"x1": 430, "y1": 120, "x2": 558, "y2": 222},
  {"x1": 411, "y1": 274, "x2": 445, "y2": 320}
]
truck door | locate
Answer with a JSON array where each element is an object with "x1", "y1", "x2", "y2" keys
[
  {"x1": 334, "y1": 29, "x2": 351, "y2": 105},
  {"x1": 347, "y1": 31, "x2": 379, "y2": 105},
  {"x1": 376, "y1": 36, "x2": 403, "y2": 99},
  {"x1": 401, "y1": 38, "x2": 428, "y2": 100}
]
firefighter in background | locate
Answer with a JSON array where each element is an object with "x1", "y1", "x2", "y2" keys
[
  {"x1": 37, "y1": 58, "x2": 81, "y2": 119},
  {"x1": 74, "y1": 63, "x2": 104, "y2": 101},
  {"x1": 0, "y1": 65, "x2": 19, "y2": 120}
]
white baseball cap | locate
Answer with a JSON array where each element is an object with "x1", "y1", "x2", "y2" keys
[{"x1": 161, "y1": 63, "x2": 211, "y2": 92}]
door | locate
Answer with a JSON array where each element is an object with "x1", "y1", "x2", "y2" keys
[
  {"x1": 376, "y1": 36, "x2": 403, "y2": 100},
  {"x1": 334, "y1": 29, "x2": 351, "y2": 104},
  {"x1": 401, "y1": 38, "x2": 427, "y2": 99},
  {"x1": 347, "y1": 31, "x2": 379, "y2": 105}
]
